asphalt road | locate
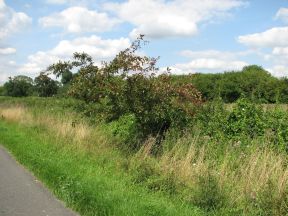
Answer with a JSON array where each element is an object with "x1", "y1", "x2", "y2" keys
[{"x1": 0, "y1": 146, "x2": 79, "y2": 216}]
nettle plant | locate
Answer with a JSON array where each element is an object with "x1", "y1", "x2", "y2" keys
[{"x1": 46, "y1": 36, "x2": 203, "y2": 146}]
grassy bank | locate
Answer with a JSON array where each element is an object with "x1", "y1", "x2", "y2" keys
[
  {"x1": 0, "y1": 98, "x2": 204, "y2": 216},
  {"x1": 0, "y1": 111, "x2": 204, "y2": 215},
  {"x1": 1, "y1": 97, "x2": 288, "y2": 215}
]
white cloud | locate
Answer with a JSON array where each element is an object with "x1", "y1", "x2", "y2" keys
[
  {"x1": 0, "y1": 0, "x2": 32, "y2": 40},
  {"x1": 179, "y1": 49, "x2": 253, "y2": 60},
  {"x1": 104, "y1": 0, "x2": 246, "y2": 38},
  {"x1": 173, "y1": 58, "x2": 247, "y2": 74},
  {"x1": 272, "y1": 46, "x2": 288, "y2": 57},
  {"x1": 45, "y1": 0, "x2": 88, "y2": 5},
  {"x1": 0, "y1": 47, "x2": 16, "y2": 55},
  {"x1": 275, "y1": 7, "x2": 288, "y2": 23},
  {"x1": 0, "y1": 58, "x2": 19, "y2": 84},
  {"x1": 18, "y1": 36, "x2": 130, "y2": 74},
  {"x1": 171, "y1": 49, "x2": 249, "y2": 74},
  {"x1": 39, "y1": 7, "x2": 120, "y2": 33},
  {"x1": 46, "y1": 0, "x2": 69, "y2": 4},
  {"x1": 238, "y1": 27, "x2": 288, "y2": 48},
  {"x1": 267, "y1": 65, "x2": 288, "y2": 78}
]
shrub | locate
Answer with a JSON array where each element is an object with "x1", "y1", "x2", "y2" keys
[
  {"x1": 266, "y1": 108, "x2": 288, "y2": 151},
  {"x1": 195, "y1": 98, "x2": 228, "y2": 138},
  {"x1": 121, "y1": 73, "x2": 202, "y2": 143},
  {"x1": 225, "y1": 98, "x2": 266, "y2": 138},
  {"x1": 108, "y1": 114, "x2": 140, "y2": 150}
]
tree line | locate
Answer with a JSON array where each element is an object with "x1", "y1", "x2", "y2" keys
[
  {"x1": 1, "y1": 64, "x2": 287, "y2": 105},
  {"x1": 0, "y1": 70, "x2": 74, "y2": 97},
  {"x1": 172, "y1": 65, "x2": 288, "y2": 103},
  {"x1": 2, "y1": 64, "x2": 287, "y2": 104}
]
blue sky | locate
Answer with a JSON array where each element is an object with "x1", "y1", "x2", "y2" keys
[{"x1": 0, "y1": 0, "x2": 288, "y2": 84}]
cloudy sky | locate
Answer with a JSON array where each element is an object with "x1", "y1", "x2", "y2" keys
[{"x1": 0, "y1": 0, "x2": 288, "y2": 84}]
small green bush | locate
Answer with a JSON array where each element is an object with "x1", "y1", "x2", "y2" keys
[
  {"x1": 108, "y1": 114, "x2": 140, "y2": 150},
  {"x1": 195, "y1": 99, "x2": 228, "y2": 138},
  {"x1": 266, "y1": 108, "x2": 288, "y2": 151},
  {"x1": 225, "y1": 98, "x2": 266, "y2": 138}
]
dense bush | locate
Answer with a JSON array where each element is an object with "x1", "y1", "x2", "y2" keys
[
  {"x1": 3, "y1": 75, "x2": 34, "y2": 97},
  {"x1": 225, "y1": 98, "x2": 266, "y2": 138}
]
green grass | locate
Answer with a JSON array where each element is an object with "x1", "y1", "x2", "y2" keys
[{"x1": 0, "y1": 120, "x2": 204, "y2": 216}]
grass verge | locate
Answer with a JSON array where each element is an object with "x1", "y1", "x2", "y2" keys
[{"x1": 0, "y1": 119, "x2": 204, "y2": 216}]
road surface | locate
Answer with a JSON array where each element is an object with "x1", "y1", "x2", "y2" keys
[{"x1": 0, "y1": 146, "x2": 79, "y2": 216}]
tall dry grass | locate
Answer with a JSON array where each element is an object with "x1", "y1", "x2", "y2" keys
[
  {"x1": 0, "y1": 106, "x2": 95, "y2": 150},
  {"x1": 134, "y1": 134, "x2": 288, "y2": 214}
]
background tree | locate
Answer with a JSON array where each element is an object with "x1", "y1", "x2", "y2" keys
[
  {"x1": 3, "y1": 75, "x2": 34, "y2": 97},
  {"x1": 0, "y1": 86, "x2": 4, "y2": 96},
  {"x1": 61, "y1": 70, "x2": 73, "y2": 85},
  {"x1": 173, "y1": 65, "x2": 285, "y2": 103},
  {"x1": 34, "y1": 73, "x2": 59, "y2": 97}
]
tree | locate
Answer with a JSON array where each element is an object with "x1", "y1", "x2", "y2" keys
[
  {"x1": 61, "y1": 70, "x2": 73, "y2": 85},
  {"x1": 3, "y1": 75, "x2": 34, "y2": 97},
  {"x1": 0, "y1": 86, "x2": 4, "y2": 96},
  {"x1": 47, "y1": 36, "x2": 203, "y2": 146},
  {"x1": 34, "y1": 73, "x2": 59, "y2": 97}
]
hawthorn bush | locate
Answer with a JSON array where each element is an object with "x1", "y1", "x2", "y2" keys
[{"x1": 46, "y1": 36, "x2": 202, "y2": 147}]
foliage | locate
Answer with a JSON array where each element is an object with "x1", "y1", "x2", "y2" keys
[
  {"x1": 266, "y1": 107, "x2": 288, "y2": 151},
  {"x1": 107, "y1": 114, "x2": 140, "y2": 149},
  {"x1": 61, "y1": 70, "x2": 73, "y2": 85},
  {"x1": 195, "y1": 98, "x2": 229, "y2": 138},
  {"x1": 47, "y1": 36, "x2": 203, "y2": 145},
  {"x1": 3, "y1": 75, "x2": 34, "y2": 97},
  {"x1": 120, "y1": 73, "x2": 202, "y2": 143},
  {"x1": 34, "y1": 73, "x2": 59, "y2": 97},
  {"x1": 225, "y1": 98, "x2": 266, "y2": 138},
  {"x1": 173, "y1": 65, "x2": 287, "y2": 103},
  {"x1": 0, "y1": 86, "x2": 4, "y2": 96}
]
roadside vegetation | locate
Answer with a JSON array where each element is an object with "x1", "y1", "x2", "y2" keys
[{"x1": 0, "y1": 36, "x2": 288, "y2": 215}]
